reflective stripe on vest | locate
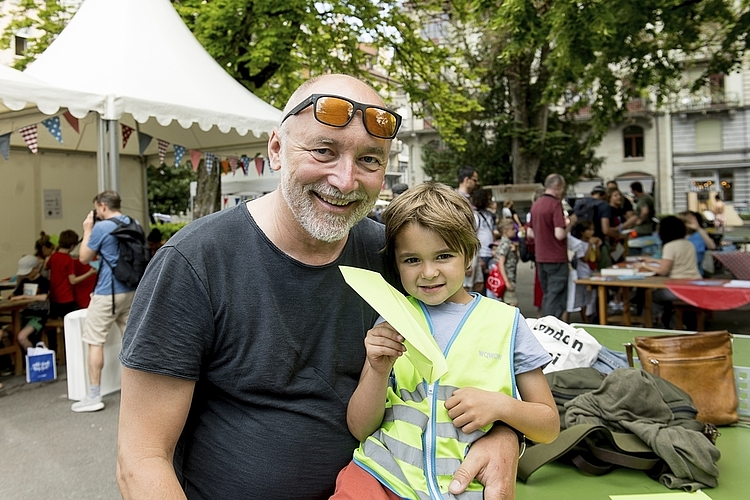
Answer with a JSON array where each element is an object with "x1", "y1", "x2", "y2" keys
[{"x1": 353, "y1": 296, "x2": 518, "y2": 499}]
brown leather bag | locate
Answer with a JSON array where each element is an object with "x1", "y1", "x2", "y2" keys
[{"x1": 625, "y1": 331, "x2": 738, "y2": 426}]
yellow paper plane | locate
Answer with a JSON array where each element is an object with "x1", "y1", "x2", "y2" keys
[{"x1": 339, "y1": 266, "x2": 448, "y2": 382}]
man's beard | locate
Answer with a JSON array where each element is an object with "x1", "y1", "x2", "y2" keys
[{"x1": 280, "y1": 168, "x2": 376, "y2": 243}]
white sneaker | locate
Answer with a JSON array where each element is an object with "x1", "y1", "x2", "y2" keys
[{"x1": 71, "y1": 395, "x2": 104, "y2": 413}]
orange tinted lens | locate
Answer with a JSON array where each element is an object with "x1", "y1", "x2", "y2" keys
[
  {"x1": 315, "y1": 97, "x2": 353, "y2": 126},
  {"x1": 364, "y1": 108, "x2": 397, "y2": 138}
]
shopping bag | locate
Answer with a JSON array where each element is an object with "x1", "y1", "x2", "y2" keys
[
  {"x1": 486, "y1": 263, "x2": 506, "y2": 297},
  {"x1": 25, "y1": 342, "x2": 57, "y2": 383},
  {"x1": 526, "y1": 316, "x2": 601, "y2": 373}
]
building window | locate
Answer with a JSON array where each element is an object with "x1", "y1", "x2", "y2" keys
[
  {"x1": 720, "y1": 173, "x2": 733, "y2": 202},
  {"x1": 623, "y1": 125, "x2": 644, "y2": 158},
  {"x1": 14, "y1": 35, "x2": 27, "y2": 56},
  {"x1": 695, "y1": 119, "x2": 722, "y2": 152}
]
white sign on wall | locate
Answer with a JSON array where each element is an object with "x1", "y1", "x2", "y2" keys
[{"x1": 44, "y1": 189, "x2": 62, "y2": 219}]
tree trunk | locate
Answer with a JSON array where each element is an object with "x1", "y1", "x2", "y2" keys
[{"x1": 193, "y1": 160, "x2": 221, "y2": 219}]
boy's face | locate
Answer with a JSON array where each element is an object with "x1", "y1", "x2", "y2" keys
[
  {"x1": 504, "y1": 226, "x2": 517, "y2": 238},
  {"x1": 583, "y1": 226, "x2": 595, "y2": 239},
  {"x1": 394, "y1": 223, "x2": 472, "y2": 306}
]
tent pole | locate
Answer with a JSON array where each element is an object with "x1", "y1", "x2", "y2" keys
[
  {"x1": 108, "y1": 119, "x2": 120, "y2": 192},
  {"x1": 97, "y1": 116, "x2": 108, "y2": 192}
]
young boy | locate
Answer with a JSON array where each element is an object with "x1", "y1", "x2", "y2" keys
[
  {"x1": 332, "y1": 182, "x2": 558, "y2": 500},
  {"x1": 46, "y1": 229, "x2": 97, "y2": 320},
  {"x1": 9, "y1": 255, "x2": 51, "y2": 350},
  {"x1": 492, "y1": 219, "x2": 520, "y2": 306}
]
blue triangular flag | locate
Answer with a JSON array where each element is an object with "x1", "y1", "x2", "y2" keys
[
  {"x1": 138, "y1": 132, "x2": 152, "y2": 156},
  {"x1": 42, "y1": 116, "x2": 63, "y2": 144},
  {"x1": 0, "y1": 133, "x2": 10, "y2": 161},
  {"x1": 174, "y1": 145, "x2": 186, "y2": 167}
]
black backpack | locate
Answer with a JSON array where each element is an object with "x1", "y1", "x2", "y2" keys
[
  {"x1": 573, "y1": 197, "x2": 604, "y2": 224},
  {"x1": 100, "y1": 217, "x2": 148, "y2": 289}
]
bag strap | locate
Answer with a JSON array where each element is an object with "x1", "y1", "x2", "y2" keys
[
  {"x1": 624, "y1": 342, "x2": 635, "y2": 367},
  {"x1": 518, "y1": 424, "x2": 606, "y2": 481}
]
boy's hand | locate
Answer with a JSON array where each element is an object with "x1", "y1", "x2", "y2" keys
[
  {"x1": 364, "y1": 322, "x2": 405, "y2": 376},
  {"x1": 445, "y1": 387, "x2": 504, "y2": 434}
]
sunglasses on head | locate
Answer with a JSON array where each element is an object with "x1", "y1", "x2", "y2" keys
[{"x1": 280, "y1": 94, "x2": 402, "y2": 140}]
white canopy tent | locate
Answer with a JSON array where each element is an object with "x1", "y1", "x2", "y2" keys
[
  {"x1": 21, "y1": 0, "x2": 282, "y2": 192},
  {"x1": 0, "y1": 0, "x2": 281, "y2": 277}
]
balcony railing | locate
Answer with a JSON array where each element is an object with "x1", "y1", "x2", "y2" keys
[{"x1": 673, "y1": 91, "x2": 740, "y2": 112}]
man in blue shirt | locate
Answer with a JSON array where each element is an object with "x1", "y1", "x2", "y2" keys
[{"x1": 72, "y1": 190, "x2": 137, "y2": 412}]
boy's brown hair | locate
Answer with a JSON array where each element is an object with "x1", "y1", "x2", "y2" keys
[
  {"x1": 58, "y1": 230, "x2": 80, "y2": 250},
  {"x1": 380, "y1": 182, "x2": 479, "y2": 273},
  {"x1": 497, "y1": 219, "x2": 515, "y2": 234}
]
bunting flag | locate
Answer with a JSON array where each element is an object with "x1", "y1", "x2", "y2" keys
[
  {"x1": 121, "y1": 124, "x2": 134, "y2": 149},
  {"x1": 174, "y1": 145, "x2": 186, "y2": 167},
  {"x1": 254, "y1": 156, "x2": 264, "y2": 176},
  {"x1": 0, "y1": 133, "x2": 10, "y2": 161},
  {"x1": 220, "y1": 159, "x2": 230, "y2": 174},
  {"x1": 190, "y1": 149, "x2": 202, "y2": 172},
  {"x1": 239, "y1": 155, "x2": 250, "y2": 175},
  {"x1": 19, "y1": 125, "x2": 39, "y2": 154},
  {"x1": 63, "y1": 111, "x2": 79, "y2": 133},
  {"x1": 205, "y1": 152, "x2": 215, "y2": 174},
  {"x1": 157, "y1": 139, "x2": 169, "y2": 164},
  {"x1": 138, "y1": 132, "x2": 152, "y2": 156},
  {"x1": 42, "y1": 116, "x2": 63, "y2": 144},
  {"x1": 228, "y1": 156, "x2": 238, "y2": 174}
]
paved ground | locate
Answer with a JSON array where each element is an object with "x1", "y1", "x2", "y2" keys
[{"x1": 1, "y1": 261, "x2": 748, "y2": 499}]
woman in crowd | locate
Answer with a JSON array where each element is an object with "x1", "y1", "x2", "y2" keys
[
  {"x1": 471, "y1": 187, "x2": 496, "y2": 294},
  {"x1": 639, "y1": 216, "x2": 702, "y2": 328}
]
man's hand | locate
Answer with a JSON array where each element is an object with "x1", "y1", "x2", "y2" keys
[
  {"x1": 449, "y1": 425, "x2": 519, "y2": 499},
  {"x1": 82, "y1": 210, "x2": 95, "y2": 233}
]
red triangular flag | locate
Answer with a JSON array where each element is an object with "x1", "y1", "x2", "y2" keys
[
  {"x1": 121, "y1": 124, "x2": 134, "y2": 149},
  {"x1": 190, "y1": 150, "x2": 202, "y2": 172},
  {"x1": 254, "y1": 156, "x2": 264, "y2": 176},
  {"x1": 157, "y1": 139, "x2": 169, "y2": 164},
  {"x1": 19, "y1": 125, "x2": 38, "y2": 154},
  {"x1": 63, "y1": 111, "x2": 79, "y2": 133},
  {"x1": 228, "y1": 156, "x2": 238, "y2": 174}
]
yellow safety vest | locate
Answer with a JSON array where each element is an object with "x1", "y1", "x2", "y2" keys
[{"x1": 353, "y1": 296, "x2": 518, "y2": 500}]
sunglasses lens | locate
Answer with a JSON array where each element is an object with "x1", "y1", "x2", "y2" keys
[
  {"x1": 364, "y1": 108, "x2": 398, "y2": 139},
  {"x1": 315, "y1": 96, "x2": 353, "y2": 127}
]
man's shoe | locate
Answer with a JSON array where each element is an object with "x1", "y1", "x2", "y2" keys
[{"x1": 71, "y1": 396, "x2": 104, "y2": 413}]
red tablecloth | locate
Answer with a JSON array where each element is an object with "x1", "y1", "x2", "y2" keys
[
  {"x1": 666, "y1": 279, "x2": 750, "y2": 311},
  {"x1": 713, "y1": 252, "x2": 750, "y2": 280}
]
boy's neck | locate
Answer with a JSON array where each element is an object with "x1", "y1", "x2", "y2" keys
[{"x1": 58, "y1": 248, "x2": 71, "y2": 254}]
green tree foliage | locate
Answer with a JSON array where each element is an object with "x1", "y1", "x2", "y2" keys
[
  {"x1": 146, "y1": 163, "x2": 196, "y2": 216},
  {"x1": 0, "y1": 0, "x2": 75, "y2": 69}
]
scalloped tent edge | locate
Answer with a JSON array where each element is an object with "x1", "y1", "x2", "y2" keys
[{"x1": 18, "y1": 0, "x2": 281, "y2": 191}]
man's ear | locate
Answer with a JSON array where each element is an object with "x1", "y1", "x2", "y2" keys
[{"x1": 268, "y1": 129, "x2": 282, "y2": 172}]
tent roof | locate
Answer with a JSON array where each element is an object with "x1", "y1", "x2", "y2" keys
[
  {"x1": 0, "y1": 64, "x2": 103, "y2": 133},
  {"x1": 23, "y1": 0, "x2": 281, "y2": 143}
]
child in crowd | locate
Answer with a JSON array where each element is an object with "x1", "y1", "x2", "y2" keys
[
  {"x1": 566, "y1": 220, "x2": 601, "y2": 323},
  {"x1": 46, "y1": 229, "x2": 97, "y2": 320},
  {"x1": 9, "y1": 255, "x2": 50, "y2": 350},
  {"x1": 492, "y1": 219, "x2": 520, "y2": 306},
  {"x1": 332, "y1": 182, "x2": 558, "y2": 500}
]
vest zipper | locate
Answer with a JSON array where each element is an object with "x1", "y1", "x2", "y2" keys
[{"x1": 424, "y1": 382, "x2": 442, "y2": 499}]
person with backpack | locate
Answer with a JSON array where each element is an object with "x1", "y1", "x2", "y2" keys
[{"x1": 72, "y1": 190, "x2": 145, "y2": 413}]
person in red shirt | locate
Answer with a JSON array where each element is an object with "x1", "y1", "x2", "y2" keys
[
  {"x1": 46, "y1": 230, "x2": 97, "y2": 319},
  {"x1": 527, "y1": 174, "x2": 577, "y2": 318}
]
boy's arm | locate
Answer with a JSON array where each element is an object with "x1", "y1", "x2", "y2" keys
[
  {"x1": 347, "y1": 322, "x2": 405, "y2": 442},
  {"x1": 496, "y1": 255, "x2": 513, "y2": 291},
  {"x1": 445, "y1": 368, "x2": 559, "y2": 444}
]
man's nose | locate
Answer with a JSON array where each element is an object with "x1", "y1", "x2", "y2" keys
[{"x1": 328, "y1": 157, "x2": 358, "y2": 193}]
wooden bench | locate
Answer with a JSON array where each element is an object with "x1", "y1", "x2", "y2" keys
[{"x1": 41, "y1": 317, "x2": 66, "y2": 365}]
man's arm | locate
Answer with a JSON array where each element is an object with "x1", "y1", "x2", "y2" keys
[
  {"x1": 554, "y1": 214, "x2": 577, "y2": 241},
  {"x1": 449, "y1": 425, "x2": 520, "y2": 500},
  {"x1": 79, "y1": 211, "x2": 96, "y2": 264},
  {"x1": 117, "y1": 367, "x2": 195, "y2": 500}
]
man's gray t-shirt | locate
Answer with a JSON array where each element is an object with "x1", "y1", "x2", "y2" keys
[{"x1": 120, "y1": 204, "x2": 389, "y2": 500}]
